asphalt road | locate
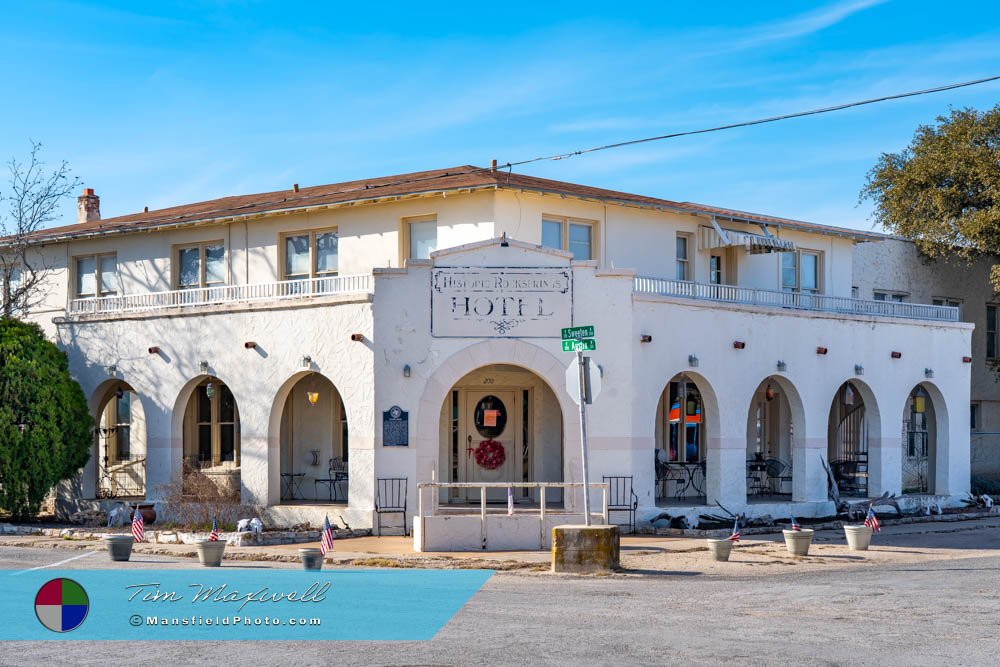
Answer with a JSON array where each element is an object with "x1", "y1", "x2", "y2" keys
[{"x1": 2, "y1": 545, "x2": 999, "y2": 666}]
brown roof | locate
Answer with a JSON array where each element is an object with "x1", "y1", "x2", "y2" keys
[{"x1": 19, "y1": 165, "x2": 881, "y2": 243}]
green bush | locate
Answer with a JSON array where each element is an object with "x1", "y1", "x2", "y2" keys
[
  {"x1": 971, "y1": 475, "x2": 1000, "y2": 496},
  {"x1": 0, "y1": 319, "x2": 92, "y2": 520}
]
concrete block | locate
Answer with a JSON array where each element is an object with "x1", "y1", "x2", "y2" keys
[{"x1": 551, "y1": 524, "x2": 620, "y2": 573}]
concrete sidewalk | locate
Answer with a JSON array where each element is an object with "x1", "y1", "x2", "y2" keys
[{"x1": 3, "y1": 515, "x2": 1000, "y2": 575}]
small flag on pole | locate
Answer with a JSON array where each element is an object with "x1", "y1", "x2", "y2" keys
[
  {"x1": 727, "y1": 516, "x2": 741, "y2": 542},
  {"x1": 864, "y1": 505, "x2": 881, "y2": 533},
  {"x1": 131, "y1": 507, "x2": 144, "y2": 543},
  {"x1": 507, "y1": 486, "x2": 514, "y2": 516},
  {"x1": 209, "y1": 516, "x2": 219, "y2": 541},
  {"x1": 790, "y1": 515, "x2": 801, "y2": 532},
  {"x1": 320, "y1": 515, "x2": 335, "y2": 555}
]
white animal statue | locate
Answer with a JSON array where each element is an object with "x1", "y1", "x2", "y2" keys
[
  {"x1": 107, "y1": 504, "x2": 130, "y2": 528},
  {"x1": 237, "y1": 519, "x2": 250, "y2": 532},
  {"x1": 249, "y1": 518, "x2": 264, "y2": 534}
]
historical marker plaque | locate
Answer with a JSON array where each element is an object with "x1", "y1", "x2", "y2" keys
[{"x1": 382, "y1": 406, "x2": 409, "y2": 447}]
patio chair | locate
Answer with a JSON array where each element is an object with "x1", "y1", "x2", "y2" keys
[
  {"x1": 830, "y1": 458, "x2": 867, "y2": 497},
  {"x1": 314, "y1": 457, "x2": 348, "y2": 502},
  {"x1": 764, "y1": 458, "x2": 793, "y2": 495},
  {"x1": 375, "y1": 477, "x2": 408, "y2": 536},
  {"x1": 603, "y1": 475, "x2": 638, "y2": 534}
]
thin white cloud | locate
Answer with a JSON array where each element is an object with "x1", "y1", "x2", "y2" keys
[{"x1": 736, "y1": 0, "x2": 889, "y2": 49}]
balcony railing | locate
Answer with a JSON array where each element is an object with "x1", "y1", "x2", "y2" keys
[
  {"x1": 69, "y1": 274, "x2": 372, "y2": 315},
  {"x1": 633, "y1": 276, "x2": 960, "y2": 322}
]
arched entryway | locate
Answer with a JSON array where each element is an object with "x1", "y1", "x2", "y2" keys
[
  {"x1": 827, "y1": 380, "x2": 880, "y2": 498},
  {"x1": 654, "y1": 373, "x2": 712, "y2": 505},
  {"x1": 746, "y1": 376, "x2": 802, "y2": 500},
  {"x1": 90, "y1": 380, "x2": 146, "y2": 499},
  {"x1": 275, "y1": 373, "x2": 349, "y2": 503},
  {"x1": 903, "y1": 384, "x2": 938, "y2": 494},
  {"x1": 437, "y1": 364, "x2": 563, "y2": 506},
  {"x1": 180, "y1": 376, "x2": 241, "y2": 499}
]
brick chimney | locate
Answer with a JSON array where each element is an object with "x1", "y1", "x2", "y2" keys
[{"x1": 77, "y1": 188, "x2": 100, "y2": 224}]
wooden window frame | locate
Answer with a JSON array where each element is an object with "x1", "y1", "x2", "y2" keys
[
  {"x1": 874, "y1": 290, "x2": 907, "y2": 303},
  {"x1": 675, "y1": 232, "x2": 692, "y2": 281},
  {"x1": 987, "y1": 304, "x2": 999, "y2": 360},
  {"x1": 73, "y1": 252, "x2": 118, "y2": 298},
  {"x1": 782, "y1": 250, "x2": 822, "y2": 294},
  {"x1": 541, "y1": 215, "x2": 599, "y2": 261},
  {"x1": 193, "y1": 382, "x2": 241, "y2": 469},
  {"x1": 709, "y1": 255, "x2": 722, "y2": 285},
  {"x1": 173, "y1": 240, "x2": 226, "y2": 289},
  {"x1": 279, "y1": 227, "x2": 339, "y2": 281},
  {"x1": 400, "y1": 214, "x2": 438, "y2": 264}
]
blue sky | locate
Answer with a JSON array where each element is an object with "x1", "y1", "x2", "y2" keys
[{"x1": 1, "y1": 0, "x2": 998, "y2": 231}]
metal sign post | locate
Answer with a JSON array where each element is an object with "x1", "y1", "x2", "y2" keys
[
  {"x1": 576, "y1": 348, "x2": 592, "y2": 526},
  {"x1": 562, "y1": 325, "x2": 597, "y2": 527}
]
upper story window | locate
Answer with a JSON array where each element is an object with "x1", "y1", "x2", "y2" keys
[
  {"x1": 933, "y1": 297, "x2": 962, "y2": 318},
  {"x1": 541, "y1": 216, "x2": 595, "y2": 260},
  {"x1": 987, "y1": 304, "x2": 998, "y2": 359},
  {"x1": 675, "y1": 234, "x2": 691, "y2": 281},
  {"x1": 75, "y1": 253, "x2": 118, "y2": 298},
  {"x1": 405, "y1": 215, "x2": 437, "y2": 260},
  {"x1": 282, "y1": 229, "x2": 338, "y2": 281},
  {"x1": 873, "y1": 290, "x2": 906, "y2": 303},
  {"x1": 176, "y1": 242, "x2": 225, "y2": 289},
  {"x1": 781, "y1": 250, "x2": 820, "y2": 293}
]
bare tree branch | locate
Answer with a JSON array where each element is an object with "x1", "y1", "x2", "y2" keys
[{"x1": 0, "y1": 141, "x2": 81, "y2": 318}]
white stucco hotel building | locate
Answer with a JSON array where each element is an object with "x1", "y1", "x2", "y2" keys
[{"x1": 11, "y1": 166, "x2": 972, "y2": 548}]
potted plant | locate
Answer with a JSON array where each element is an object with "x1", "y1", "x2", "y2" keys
[
  {"x1": 782, "y1": 516, "x2": 813, "y2": 556},
  {"x1": 195, "y1": 517, "x2": 226, "y2": 567},
  {"x1": 706, "y1": 517, "x2": 741, "y2": 562},
  {"x1": 844, "y1": 505, "x2": 881, "y2": 551},
  {"x1": 103, "y1": 504, "x2": 134, "y2": 561},
  {"x1": 298, "y1": 548, "x2": 324, "y2": 570}
]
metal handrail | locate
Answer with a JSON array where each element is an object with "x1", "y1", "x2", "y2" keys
[
  {"x1": 416, "y1": 482, "x2": 610, "y2": 551},
  {"x1": 69, "y1": 273, "x2": 372, "y2": 315},
  {"x1": 633, "y1": 276, "x2": 960, "y2": 322}
]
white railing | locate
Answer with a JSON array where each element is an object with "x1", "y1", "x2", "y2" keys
[
  {"x1": 634, "y1": 276, "x2": 960, "y2": 322},
  {"x1": 416, "y1": 481, "x2": 610, "y2": 551},
  {"x1": 69, "y1": 274, "x2": 372, "y2": 315}
]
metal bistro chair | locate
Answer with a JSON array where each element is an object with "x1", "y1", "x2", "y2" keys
[
  {"x1": 314, "y1": 457, "x2": 348, "y2": 502},
  {"x1": 376, "y1": 477, "x2": 408, "y2": 537},
  {"x1": 764, "y1": 458, "x2": 793, "y2": 495},
  {"x1": 603, "y1": 476, "x2": 639, "y2": 534}
]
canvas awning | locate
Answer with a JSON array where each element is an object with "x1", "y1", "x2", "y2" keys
[{"x1": 699, "y1": 222, "x2": 796, "y2": 253}]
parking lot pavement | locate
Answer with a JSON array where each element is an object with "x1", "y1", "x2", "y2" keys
[{"x1": 2, "y1": 543, "x2": 999, "y2": 666}]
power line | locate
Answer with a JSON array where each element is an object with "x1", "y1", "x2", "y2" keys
[{"x1": 503, "y1": 74, "x2": 1000, "y2": 168}]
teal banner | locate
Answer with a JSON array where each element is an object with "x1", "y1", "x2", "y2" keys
[{"x1": 3, "y1": 569, "x2": 493, "y2": 640}]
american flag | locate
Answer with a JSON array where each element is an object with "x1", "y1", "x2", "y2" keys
[
  {"x1": 790, "y1": 515, "x2": 801, "y2": 532},
  {"x1": 209, "y1": 516, "x2": 219, "y2": 541},
  {"x1": 131, "y1": 507, "x2": 144, "y2": 542},
  {"x1": 864, "y1": 505, "x2": 881, "y2": 533},
  {"x1": 320, "y1": 515, "x2": 335, "y2": 555},
  {"x1": 726, "y1": 516, "x2": 741, "y2": 542}
]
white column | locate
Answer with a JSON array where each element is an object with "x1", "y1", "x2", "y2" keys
[
  {"x1": 708, "y1": 436, "x2": 747, "y2": 508},
  {"x1": 868, "y1": 434, "x2": 902, "y2": 496},
  {"x1": 793, "y1": 437, "x2": 828, "y2": 502}
]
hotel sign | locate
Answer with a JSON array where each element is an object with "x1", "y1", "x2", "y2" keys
[{"x1": 431, "y1": 267, "x2": 572, "y2": 338}]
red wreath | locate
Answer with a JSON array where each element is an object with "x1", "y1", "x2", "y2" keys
[{"x1": 474, "y1": 439, "x2": 506, "y2": 470}]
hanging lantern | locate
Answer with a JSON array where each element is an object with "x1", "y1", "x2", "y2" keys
[
  {"x1": 307, "y1": 391, "x2": 320, "y2": 405},
  {"x1": 844, "y1": 384, "x2": 855, "y2": 406},
  {"x1": 205, "y1": 382, "x2": 216, "y2": 399},
  {"x1": 764, "y1": 384, "x2": 776, "y2": 401},
  {"x1": 913, "y1": 396, "x2": 925, "y2": 414}
]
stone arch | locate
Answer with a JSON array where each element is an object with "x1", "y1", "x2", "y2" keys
[
  {"x1": 652, "y1": 370, "x2": 721, "y2": 504},
  {"x1": 267, "y1": 370, "x2": 352, "y2": 504},
  {"x1": 84, "y1": 378, "x2": 148, "y2": 500},
  {"x1": 745, "y1": 374, "x2": 807, "y2": 500},
  {"x1": 170, "y1": 372, "x2": 243, "y2": 500},
  {"x1": 414, "y1": 341, "x2": 581, "y2": 507},
  {"x1": 826, "y1": 378, "x2": 882, "y2": 498}
]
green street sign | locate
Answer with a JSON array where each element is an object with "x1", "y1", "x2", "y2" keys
[
  {"x1": 562, "y1": 338, "x2": 597, "y2": 352},
  {"x1": 561, "y1": 325, "x2": 595, "y2": 340}
]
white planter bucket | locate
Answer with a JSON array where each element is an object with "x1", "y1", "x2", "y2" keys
[
  {"x1": 298, "y1": 548, "x2": 325, "y2": 570},
  {"x1": 195, "y1": 539, "x2": 226, "y2": 567},
  {"x1": 706, "y1": 538, "x2": 734, "y2": 562},
  {"x1": 843, "y1": 524, "x2": 873, "y2": 551},
  {"x1": 782, "y1": 528, "x2": 814, "y2": 556},
  {"x1": 103, "y1": 535, "x2": 134, "y2": 562}
]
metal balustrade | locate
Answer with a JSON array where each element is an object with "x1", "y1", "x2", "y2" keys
[
  {"x1": 69, "y1": 274, "x2": 372, "y2": 315},
  {"x1": 633, "y1": 276, "x2": 960, "y2": 322}
]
